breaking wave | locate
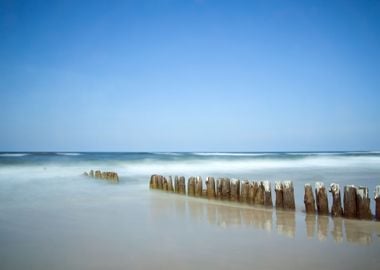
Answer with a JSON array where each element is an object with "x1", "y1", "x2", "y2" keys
[
  {"x1": 56, "y1": 153, "x2": 82, "y2": 156},
  {"x1": 0, "y1": 153, "x2": 29, "y2": 157}
]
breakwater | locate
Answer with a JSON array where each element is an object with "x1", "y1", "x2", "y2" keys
[{"x1": 150, "y1": 175, "x2": 380, "y2": 221}]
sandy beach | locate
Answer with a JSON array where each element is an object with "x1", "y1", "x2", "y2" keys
[{"x1": 1, "y1": 170, "x2": 379, "y2": 270}]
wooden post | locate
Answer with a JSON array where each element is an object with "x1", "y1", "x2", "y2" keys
[
  {"x1": 216, "y1": 179, "x2": 222, "y2": 199},
  {"x1": 167, "y1": 176, "x2": 174, "y2": 192},
  {"x1": 329, "y1": 183, "x2": 343, "y2": 217},
  {"x1": 162, "y1": 177, "x2": 168, "y2": 191},
  {"x1": 89, "y1": 170, "x2": 94, "y2": 178},
  {"x1": 315, "y1": 182, "x2": 329, "y2": 215},
  {"x1": 240, "y1": 180, "x2": 250, "y2": 203},
  {"x1": 221, "y1": 178, "x2": 231, "y2": 200},
  {"x1": 263, "y1": 181, "x2": 272, "y2": 207},
  {"x1": 178, "y1": 176, "x2": 186, "y2": 195},
  {"x1": 254, "y1": 181, "x2": 265, "y2": 205},
  {"x1": 251, "y1": 181, "x2": 259, "y2": 204},
  {"x1": 150, "y1": 175, "x2": 157, "y2": 189},
  {"x1": 274, "y1": 181, "x2": 284, "y2": 209},
  {"x1": 206, "y1": 177, "x2": 216, "y2": 199},
  {"x1": 356, "y1": 186, "x2": 372, "y2": 220},
  {"x1": 195, "y1": 176, "x2": 203, "y2": 197},
  {"x1": 95, "y1": 170, "x2": 102, "y2": 179},
  {"x1": 230, "y1": 179, "x2": 240, "y2": 201},
  {"x1": 157, "y1": 175, "x2": 163, "y2": 190},
  {"x1": 188, "y1": 177, "x2": 195, "y2": 196},
  {"x1": 304, "y1": 184, "x2": 316, "y2": 214},
  {"x1": 283, "y1": 181, "x2": 295, "y2": 210},
  {"x1": 375, "y1": 186, "x2": 380, "y2": 221},
  {"x1": 344, "y1": 185, "x2": 357, "y2": 219},
  {"x1": 174, "y1": 176, "x2": 179, "y2": 193},
  {"x1": 248, "y1": 182, "x2": 255, "y2": 204}
]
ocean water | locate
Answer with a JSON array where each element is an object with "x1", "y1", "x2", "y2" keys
[
  {"x1": 1, "y1": 152, "x2": 380, "y2": 270},
  {"x1": 1, "y1": 151, "x2": 379, "y2": 209}
]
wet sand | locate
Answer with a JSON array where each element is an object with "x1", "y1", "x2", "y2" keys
[{"x1": 1, "y1": 182, "x2": 379, "y2": 270}]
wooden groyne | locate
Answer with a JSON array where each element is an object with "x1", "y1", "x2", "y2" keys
[
  {"x1": 83, "y1": 170, "x2": 119, "y2": 182},
  {"x1": 150, "y1": 175, "x2": 380, "y2": 222}
]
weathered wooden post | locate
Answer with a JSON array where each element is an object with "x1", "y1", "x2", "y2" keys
[
  {"x1": 329, "y1": 183, "x2": 343, "y2": 217},
  {"x1": 254, "y1": 181, "x2": 265, "y2": 205},
  {"x1": 283, "y1": 181, "x2": 295, "y2": 210},
  {"x1": 202, "y1": 189, "x2": 207, "y2": 198},
  {"x1": 230, "y1": 179, "x2": 240, "y2": 201},
  {"x1": 95, "y1": 170, "x2": 102, "y2": 179},
  {"x1": 304, "y1": 184, "x2": 316, "y2": 214},
  {"x1": 315, "y1": 182, "x2": 329, "y2": 215},
  {"x1": 157, "y1": 175, "x2": 163, "y2": 190},
  {"x1": 375, "y1": 186, "x2": 380, "y2": 221},
  {"x1": 263, "y1": 181, "x2": 272, "y2": 207},
  {"x1": 248, "y1": 182, "x2": 255, "y2": 204},
  {"x1": 206, "y1": 177, "x2": 216, "y2": 199},
  {"x1": 274, "y1": 181, "x2": 284, "y2": 209},
  {"x1": 174, "y1": 176, "x2": 179, "y2": 193},
  {"x1": 216, "y1": 179, "x2": 222, "y2": 199},
  {"x1": 240, "y1": 180, "x2": 250, "y2": 203},
  {"x1": 178, "y1": 176, "x2": 186, "y2": 195},
  {"x1": 344, "y1": 185, "x2": 357, "y2": 218},
  {"x1": 356, "y1": 186, "x2": 372, "y2": 220},
  {"x1": 167, "y1": 176, "x2": 174, "y2": 192},
  {"x1": 221, "y1": 178, "x2": 231, "y2": 200},
  {"x1": 188, "y1": 177, "x2": 195, "y2": 196},
  {"x1": 162, "y1": 177, "x2": 168, "y2": 191},
  {"x1": 150, "y1": 175, "x2": 157, "y2": 189},
  {"x1": 195, "y1": 176, "x2": 203, "y2": 197}
]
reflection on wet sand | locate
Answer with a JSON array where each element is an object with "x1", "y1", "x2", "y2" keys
[
  {"x1": 345, "y1": 219, "x2": 373, "y2": 245},
  {"x1": 305, "y1": 214, "x2": 315, "y2": 239},
  {"x1": 153, "y1": 193, "x2": 380, "y2": 246},
  {"x1": 332, "y1": 217, "x2": 343, "y2": 243},
  {"x1": 318, "y1": 215, "x2": 329, "y2": 241},
  {"x1": 276, "y1": 210, "x2": 295, "y2": 238}
]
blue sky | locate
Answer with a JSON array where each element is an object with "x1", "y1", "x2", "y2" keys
[{"x1": 0, "y1": 0, "x2": 379, "y2": 151}]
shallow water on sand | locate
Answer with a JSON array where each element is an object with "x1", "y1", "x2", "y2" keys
[{"x1": 1, "y1": 152, "x2": 380, "y2": 269}]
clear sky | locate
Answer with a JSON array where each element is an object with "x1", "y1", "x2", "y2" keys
[{"x1": 0, "y1": 0, "x2": 379, "y2": 152}]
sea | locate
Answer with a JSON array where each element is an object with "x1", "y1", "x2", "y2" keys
[{"x1": 1, "y1": 151, "x2": 380, "y2": 270}]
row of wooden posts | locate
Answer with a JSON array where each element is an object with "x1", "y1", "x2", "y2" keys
[{"x1": 149, "y1": 175, "x2": 380, "y2": 221}]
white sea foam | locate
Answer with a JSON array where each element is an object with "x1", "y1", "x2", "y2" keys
[
  {"x1": 56, "y1": 153, "x2": 82, "y2": 156},
  {"x1": 192, "y1": 152, "x2": 273, "y2": 156},
  {"x1": 0, "y1": 153, "x2": 29, "y2": 157},
  {"x1": 120, "y1": 155, "x2": 380, "y2": 176}
]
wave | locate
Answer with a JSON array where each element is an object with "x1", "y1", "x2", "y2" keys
[
  {"x1": 121, "y1": 155, "x2": 380, "y2": 176},
  {"x1": 0, "y1": 153, "x2": 29, "y2": 157},
  {"x1": 192, "y1": 152, "x2": 274, "y2": 157},
  {"x1": 152, "y1": 152, "x2": 183, "y2": 156},
  {"x1": 56, "y1": 153, "x2": 82, "y2": 156},
  {"x1": 1, "y1": 153, "x2": 380, "y2": 181}
]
